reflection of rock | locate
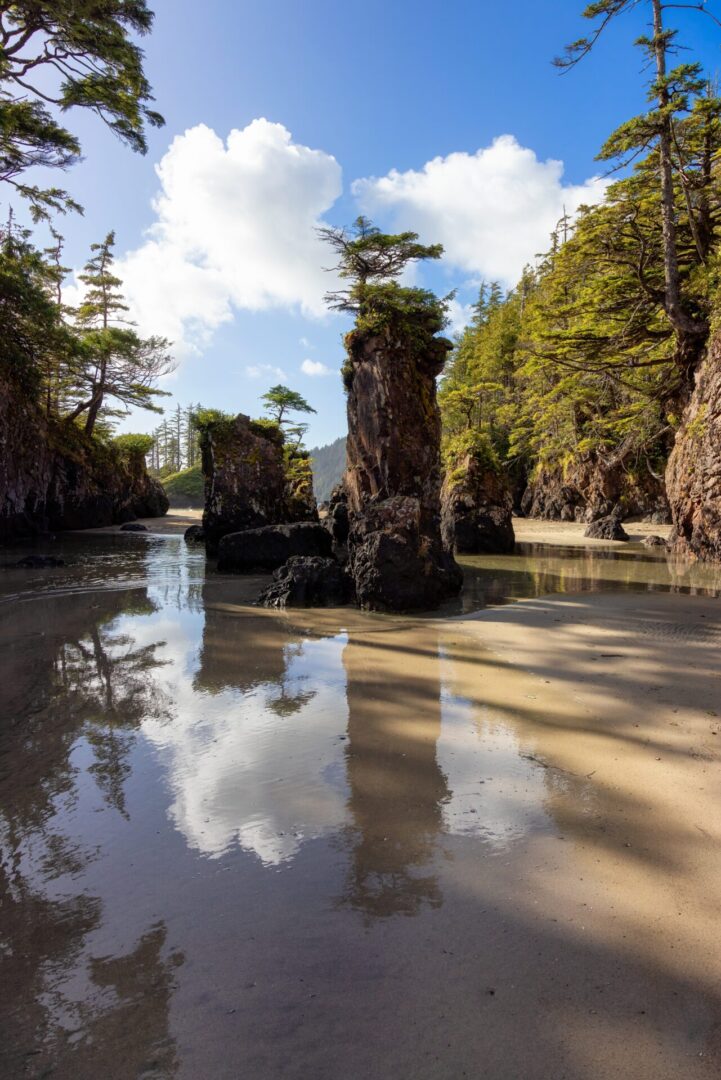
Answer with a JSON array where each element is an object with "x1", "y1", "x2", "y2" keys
[
  {"x1": 584, "y1": 514, "x2": 629, "y2": 541},
  {"x1": 258, "y1": 556, "x2": 354, "y2": 608},
  {"x1": 343, "y1": 322, "x2": 462, "y2": 611},
  {"x1": 666, "y1": 335, "x2": 721, "y2": 561},
  {"x1": 338, "y1": 627, "x2": 449, "y2": 918},
  {"x1": 441, "y1": 451, "x2": 515, "y2": 554},
  {"x1": 217, "y1": 522, "x2": 333, "y2": 572}
]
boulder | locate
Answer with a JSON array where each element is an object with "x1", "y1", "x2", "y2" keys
[
  {"x1": 584, "y1": 514, "x2": 629, "y2": 541},
  {"x1": 666, "y1": 333, "x2": 721, "y2": 561},
  {"x1": 120, "y1": 522, "x2": 147, "y2": 532},
  {"x1": 343, "y1": 317, "x2": 462, "y2": 612},
  {"x1": 257, "y1": 556, "x2": 354, "y2": 608},
  {"x1": 441, "y1": 451, "x2": 515, "y2": 554},
  {"x1": 15, "y1": 555, "x2": 65, "y2": 568},
  {"x1": 642, "y1": 534, "x2": 667, "y2": 548},
  {"x1": 217, "y1": 522, "x2": 333, "y2": 573},
  {"x1": 184, "y1": 524, "x2": 205, "y2": 543}
]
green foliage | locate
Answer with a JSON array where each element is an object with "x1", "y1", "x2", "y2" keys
[
  {"x1": 113, "y1": 432, "x2": 154, "y2": 457},
  {"x1": 0, "y1": 0, "x2": 163, "y2": 217},
  {"x1": 261, "y1": 384, "x2": 316, "y2": 426},
  {"x1": 248, "y1": 417, "x2": 284, "y2": 445},
  {"x1": 161, "y1": 463, "x2": 204, "y2": 507}
]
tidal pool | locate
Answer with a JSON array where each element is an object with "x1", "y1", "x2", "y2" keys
[{"x1": 2, "y1": 531, "x2": 720, "y2": 1079}]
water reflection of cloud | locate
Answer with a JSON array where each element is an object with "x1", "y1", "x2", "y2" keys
[{"x1": 139, "y1": 622, "x2": 351, "y2": 865}]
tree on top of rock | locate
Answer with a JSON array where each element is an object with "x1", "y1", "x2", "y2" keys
[
  {"x1": 319, "y1": 215, "x2": 444, "y2": 314},
  {"x1": 261, "y1": 384, "x2": 316, "y2": 428}
]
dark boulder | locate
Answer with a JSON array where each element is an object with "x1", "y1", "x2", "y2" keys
[
  {"x1": 15, "y1": 554, "x2": 65, "y2": 568},
  {"x1": 642, "y1": 534, "x2": 667, "y2": 548},
  {"x1": 584, "y1": 514, "x2": 629, "y2": 541},
  {"x1": 120, "y1": 522, "x2": 147, "y2": 532},
  {"x1": 217, "y1": 522, "x2": 333, "y2": 572},
  {"x1": 257, "y1": 556, "x2": 354, "y2": 608},
  {"x1": 184, "y1": 524, "x2": 205, "y2": 543}
]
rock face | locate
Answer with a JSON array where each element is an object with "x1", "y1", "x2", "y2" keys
[
  {"x1": 666, "y1": 333, "x2": 721, "y2": 560},
  {"x1": 521, "y1": 458, "x2": 670, "y2": 524},
  {"x1": 199, "y1": 414, "x2": 318, "y2": 555},
  {"x1": 584, "y1": 513, "x2": 629, "y2": 541},
  {"x1": 441, "y1": 452, "x2": 515, "y2": 554},
  {"x1": 217, "y1": 522, "x2": 333, "y2": 573},
  {"x1": 325, "y1": 483, "x2": 350, "y2": 562},
  {"x1": 257, "y1": 556, "x2": 354, "y2": 608},
  {"x1": 0, "y1": 373, "x2": 168, "y2": 541},
  {"x1": 343, "y1": 324, "x2": 462, "y2": 611}
]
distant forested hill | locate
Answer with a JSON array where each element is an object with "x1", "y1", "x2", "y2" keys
[{"x1": 310, "y1": 436, "x2": 346, "y2": 502}]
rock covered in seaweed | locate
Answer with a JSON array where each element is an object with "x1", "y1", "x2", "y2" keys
[
  {"x1": 257, "y1": 556, "x2": 354, "y2": 608},
  {"x1": 440, "y1": 436, "x2": 515, "y2": 554},
  {"x1": 217, "y1": 522, "x2": 332, "y2": 573},
  {"x1": 666, "y1": 334, "x2": 721, "y2": 561}
]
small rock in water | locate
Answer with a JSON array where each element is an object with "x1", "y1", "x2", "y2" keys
[
  {"x1": 642, "y1": 534, "x2": 667, "y2": 547},
  {"x1": 120, "y1": 522, "x2": 148, "y2": 532},
  {"x1": 15, "y1": 555, "x2": 65, "y2": 568},
  {"x1": 184, "y1": 524, "x2": 205, "y2": 543}
]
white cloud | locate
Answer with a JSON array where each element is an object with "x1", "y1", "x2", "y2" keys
[
  {"x1": 246, "y1": 363, "x2": 287, "y2": 380},
  {"x1": 353, "y1": 135, "x2": 608, "y2": 285},
  {"x1": 301, "y1": 358, "x2": 332, "y2": 377},
  {"x1": 105, "y1": 119, "x2": 342, "y2": 353},
  {"x1": 446, "y1": 297, "x2": 475, "y2": 337}
]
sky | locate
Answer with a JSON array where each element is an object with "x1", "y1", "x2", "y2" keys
[{"x1": 27, "y1": 0, "x2": 721, "y2": 447}]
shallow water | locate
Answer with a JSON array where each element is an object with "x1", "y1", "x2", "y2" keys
[{"x1": 2, "y1": 532, "x2": 720, "y2": 1078}]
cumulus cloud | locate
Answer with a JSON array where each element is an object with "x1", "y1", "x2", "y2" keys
[
  {"x1": 301, "y1": 358, "x2": 332, "y2": 377},
  {"x1": 108, "y1": 119, "x2": 342, "y2": 352},
  {"x1": 353, "y1": 135, "x2": 608, "y2": 285},
  {"x1": 246, "y1": 363, "x2": 287, "y2": 380}
]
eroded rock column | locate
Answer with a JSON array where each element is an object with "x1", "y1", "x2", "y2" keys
[{"x1": 343, "y1": 323, "x2": 462, "y2": 611}]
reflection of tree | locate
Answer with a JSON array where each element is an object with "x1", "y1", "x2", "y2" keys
[
  {"x1": 338, "y1": 628, "x2": 450, "y2": 920},
  {"x1": 0, "y1": 586, "x2": 181, "y2": 1076}
]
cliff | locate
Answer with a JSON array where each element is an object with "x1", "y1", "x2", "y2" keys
[
  {"x1": 0, "y1": 373, "x2": 167, "y2": 542},
  {"x1": 520, "y1": 457, "x2": 670, "y2": 524}
]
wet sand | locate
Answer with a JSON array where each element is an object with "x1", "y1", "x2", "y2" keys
[{"x1": 1, "y1": 521, "x2": 721, "y2": 1078}]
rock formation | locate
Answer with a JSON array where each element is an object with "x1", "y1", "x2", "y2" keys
[
  {"x1": 325, "y1": 483, "x2": 349, "y2": 562},
  {"x1": 521, "y1": 458, "x2": 670, "y2": 524},
  {"x1": 217, "y1": 522, "x2": 333, "y2": 572},
  {"x1": 199, "y1": 413, "x2": 318, "y2": 555},
  {"x1": 343, "y1": 321, "x2": 462, "y2": 611},
  {"x1": 666, "y1": 333, "x2": 721, "y2": 560},
  {"x1": 258, "y1": 556, "x2": 354, "y2": 608},
  {"x1": 0, "y1": 373, "x2": 167, "y2": 541},
  {"x1": 440, "y1": 442, "x2": 515, "y2": 554}
]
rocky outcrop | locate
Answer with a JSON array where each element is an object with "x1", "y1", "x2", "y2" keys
[
  {"x1": 217, "y1": 522, "x2": 333, "y2": 573},
  {"x1": 199, "y1": 414, "x2": 318, "y2": 554},
  {"x1": 521, "y1": 458, "x2": 670, "y2": 524},
  {"x1": 584, "y1": 513, "x2": 629, "y2": 541},
  {"x1": 184, "y1": 525, "x2": 205, "y2": 543},
  {"x1": 441, "y1": 448, "x2": 515, "y2": 554},
  {"x1": 0, "y1": 373, "x2": 167, "y2": 542},
  {"x1": 343, "y1": 321, "x2": 462, "y2": 611},
  {"x1": 258, "y1": 556, "x2": 354, "y2": 608},
  {"x1": 666, "y1": 334, "x2": 721, "y2": 560},
  {"x1": 325, "y1": 483, "x2": 349, "y2": 562}
]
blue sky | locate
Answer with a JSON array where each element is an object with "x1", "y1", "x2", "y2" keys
[{"x1": 36, "y1": 0, "x2": 721, "y2": 447}]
